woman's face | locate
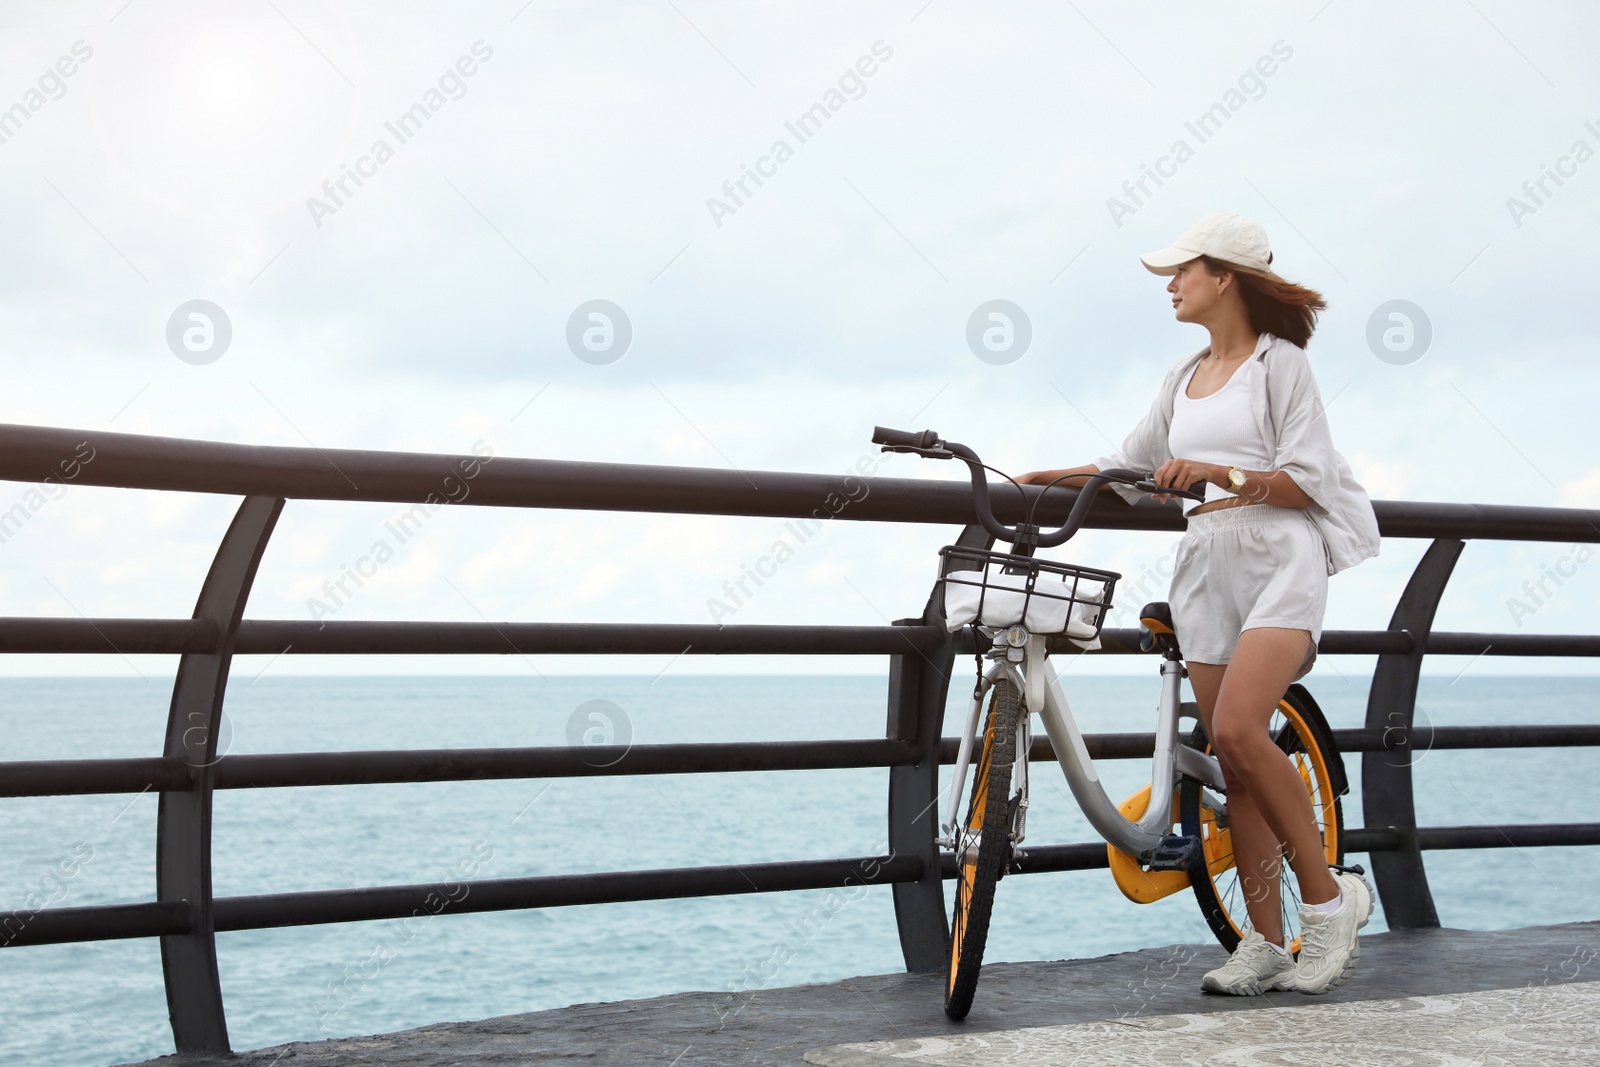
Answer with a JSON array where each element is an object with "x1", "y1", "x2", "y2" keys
[{"x1": 1167, "y1": 259, "x2": 1230, "y2": 324}]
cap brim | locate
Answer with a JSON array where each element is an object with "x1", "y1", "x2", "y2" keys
[{"x1": 1139, "y1": 246, "x2": 1200, "y2": 276}]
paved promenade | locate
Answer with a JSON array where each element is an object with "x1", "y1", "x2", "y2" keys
[{"x1": 125, "y1": 921, "x2": 1600, "y2": 1067}]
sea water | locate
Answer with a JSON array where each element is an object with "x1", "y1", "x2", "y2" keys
[{"x1": 1, "y1": 673, "x2": 1595, "y2": 1066}]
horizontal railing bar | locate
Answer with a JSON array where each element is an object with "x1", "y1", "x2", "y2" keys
[
  {"x1": 0, "y1": 424, "x2": 1163, "y2": 529},
  {"x1": 212, "y1": 854, "x2": 925, "y2": 932},
  {"x1": 0, "y1": 741, "x2": 918, "y2": 796},
  {"x1": 944, "y1": 822, "x2": 1600, "y2": 877},
  {"x1": 3, "y1": 857, "x2": 921, "y2": 945},
  {"x1": 981, "y1": 724, "x2": 1600, "y2": 765},
  {"x1": 0, "y1": 901, "x2": 190, "y2": 948},
  {"x1": 1334, "y1": 724, "x2": 1600, "y2": 751},
  {"x1": 0, "y1": 618, "x2": 216, "y2": 655},
  {"x1": 0, "y1": 757, "x2": 191, "y2": 797},
  {"x1": 1417, "y1": 632, "x2": 1600, "y2": 657},
  {"x1": 1060, "y1": 629, "x2": 1600, "y2": 657},
  {"x1": 213, "y1": 740, "x2": 919, "y2": 789},
  {"x1": 1042, "y1": 628, "x2": 1421, "y2": 657},
  {"x1": 1343, "y1": 826, "x2": 1406, "y2": 853},
  {"x1": 11, "y1": 822, "x2": 1599, "y2": 947},
  {"x1": 1012, "y1": 843, "x2": 1109, "y2": 875},
  {"x1": 2, "y1": 619, "x2": 1593, "y2": 659},
  {"x1": 988, "y1": 733, "x2": 1171, "y2": 763},
  {"x1": 3, "y1": 423, "x2": 1599, "y2": 541},
  {"x1": 937, "y1": 842, "x2": 1112, "y2": 878},
  {"x1": 0, "y1": 620, "x2": 947, "y2": 656},
  {"x1": 1411, "y1": 823, "x2": 1600, "y2": 849},
  {"x1": 231, "y1": 621, "x2": 945, "y2": 656},
  {"x1": 6, "y1": 725, "x2": 1598, "y2": 798}
]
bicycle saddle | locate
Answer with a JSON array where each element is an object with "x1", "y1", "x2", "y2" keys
[{"x1": 1139, "y1": 601, "x2": 1182, "y2": 658}]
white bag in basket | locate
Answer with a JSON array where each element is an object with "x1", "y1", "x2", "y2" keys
[{"x1": 942, "y1": 562, "x2": 1107, "y2": 642}]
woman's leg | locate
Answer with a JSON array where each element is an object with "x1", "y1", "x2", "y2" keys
[
  {"x1": 1209, "y1": 627, "x2": 1340, "y2": 912},
  {"x1": 1187, "y1": 660, "x2": 1292, "y2": 947}
]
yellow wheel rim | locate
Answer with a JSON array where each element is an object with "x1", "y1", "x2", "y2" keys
[{"x1": 949, "y1": 710, "x2": 995, "y2": 993}]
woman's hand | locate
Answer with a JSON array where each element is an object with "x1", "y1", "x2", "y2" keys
[
  {"x1": 1015, "y1": 470, "x2": 1056, "y2": 486},
  {"x1": 1149, "y1": 459, "x2": 1223, "y2": 504}
]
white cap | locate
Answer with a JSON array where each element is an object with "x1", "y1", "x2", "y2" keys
[{"x1": 1139, "y1": 213, "x2": 1275, "y2": 275}]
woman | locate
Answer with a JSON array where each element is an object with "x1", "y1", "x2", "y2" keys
[{"x1": 1018, "y1": 213, "x2": 1382, "y2": 996}]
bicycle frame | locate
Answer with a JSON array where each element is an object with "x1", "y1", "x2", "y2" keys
[{"x1": 942, "y1": 629, "x2": 1228, "y2": 860}]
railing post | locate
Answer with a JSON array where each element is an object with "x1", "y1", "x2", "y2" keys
[
  {"x1": 1361, "y1": 536, "x2": 1463, "y2": 929},
  {"x1": 157, "y1": 495, "x2": 284, "y2": 1053},
  {"x1": 886, "y1": 524, "x2": 988, "y2": 972}
]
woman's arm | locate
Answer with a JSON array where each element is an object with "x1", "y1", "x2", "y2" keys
[
  {"x1": 1014, "y1": 463, "x2": 1120, "y2": 489},
  {"x1": 1148, "y1": 458, "x2": 1315, "y2": 508}
]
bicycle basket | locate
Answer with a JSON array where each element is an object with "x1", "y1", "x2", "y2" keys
[{"x1": 939, "y1": 546, "x2": 1119, "y2": 640}]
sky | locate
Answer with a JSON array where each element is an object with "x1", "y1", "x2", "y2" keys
[{"x1": 0, "y1": 0, "x2": 1596, "y2": 679}]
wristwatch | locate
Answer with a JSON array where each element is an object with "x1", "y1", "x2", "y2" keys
[{"x1": 1227, "y1": 466, "x2": 1247, "y2": 491}]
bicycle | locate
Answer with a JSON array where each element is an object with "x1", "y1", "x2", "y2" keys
[{"x1": 870, "y1": 426, "x2": 1360, "y2": 1021}]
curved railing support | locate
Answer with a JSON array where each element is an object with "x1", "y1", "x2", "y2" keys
[
  {"x1": 157, "y1": 496, "x2": 284, "y2": 1053},
  {"x1": 1361, "y1": 536, "x2": 1464, "y2": 929},
  {"x1": 887, "y1": 524, "x2": 988, "y2": 972}
]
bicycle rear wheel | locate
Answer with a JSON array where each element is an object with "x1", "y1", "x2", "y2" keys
[
  {"x1": 1178, "y1": 684, "x2": 1344, "y2": 955},
  {"x1": 944, "y1": 677, "x2": 1020, "y2": 1021}
]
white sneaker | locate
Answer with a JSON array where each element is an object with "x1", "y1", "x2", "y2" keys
[
  {"x1": 1200, "y1": 929, "x2": 1297, "y2": 995},
  {"x1": 1343, "y1": 868, "x2": 1375, "y2": 932},
  {"x1": 1292, "y1": 870, "x2": 1375, "y2": 994}
]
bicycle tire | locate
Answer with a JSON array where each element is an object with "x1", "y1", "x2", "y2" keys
[
  {"x1": 1178, "y1": 684, "x2": 1344, "y2": 955},
  {"x1": 944, "y1": 677, "x2": 1020, "y2": 1021}
]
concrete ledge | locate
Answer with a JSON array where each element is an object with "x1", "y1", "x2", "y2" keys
[{"x1": 123, "y1": 921, "x2": 1600, "y2": 1067}]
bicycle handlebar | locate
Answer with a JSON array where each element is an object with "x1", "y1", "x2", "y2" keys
[
  {"x1": 872, "y1": 426, "x2": 1208, "y2": 549},
  {"x1": 871, "y1": 426, "x2": 940, "y2": 450}
]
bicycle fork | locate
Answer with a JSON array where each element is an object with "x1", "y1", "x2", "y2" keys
[{"x1": 940, "y1": 656, "x2": 1030, "y2": 858}]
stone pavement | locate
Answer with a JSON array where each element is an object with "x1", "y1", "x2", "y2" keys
[
  {"x1": 805, "y1": 980, "x2": 1600, "y2": 1066},
  {"x1": 123, "y1": 921, "x2": 1600, "y2": 1067}
]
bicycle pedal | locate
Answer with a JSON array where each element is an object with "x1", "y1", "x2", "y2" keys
[
  {"x1": 1329, "y1": 861, "x2": 1366, "y2": 877},
  {"x1": 1145, "y1": 832, "x2": 1202, "y2": 872}
]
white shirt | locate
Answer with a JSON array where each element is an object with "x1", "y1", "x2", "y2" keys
[
  {"x1": 1167, "y1": 357, "x2": 1276, "y2": 516},
  {"x1": 1092, "y1": 331, "x2": 1381, "y2": 576}
]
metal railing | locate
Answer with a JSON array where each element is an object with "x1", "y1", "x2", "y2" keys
[{"x1": 1, "y1": 421, "x2": 1597, "y2": 1054}]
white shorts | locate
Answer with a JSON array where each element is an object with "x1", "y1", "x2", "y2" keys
[{"x1": 1168, "y1": 503, "x2": 1329, "y2": 680}]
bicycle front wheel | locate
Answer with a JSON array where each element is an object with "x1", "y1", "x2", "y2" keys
[
  {"x1": 1178, "y1": 684, "x2": 1344, "y2": 955},
  {"x1": 945, "y1": 677, "x2": 1020, "y2": 1021}
]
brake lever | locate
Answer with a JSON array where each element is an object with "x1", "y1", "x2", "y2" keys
[
  {"x1": 1132, "y1": 478, "x2": 1207, "y2": 501},
  {"x1": 880, "y1": 445, "x2": 955, "y2": 460}
]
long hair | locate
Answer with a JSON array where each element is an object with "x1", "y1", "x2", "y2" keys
[{"x1": 1197, "y1": 255, "x2": 1327, "y2": 349}]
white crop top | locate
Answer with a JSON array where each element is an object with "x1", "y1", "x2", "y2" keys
[{"x1": 1166, "y1": 358, "x2": 1275, "y2": 515}]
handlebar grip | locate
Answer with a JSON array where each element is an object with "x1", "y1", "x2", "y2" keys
[
  {"x1": 871, "y1": 426, "x2": 939, "y2": 449},
  {"x1": 1130, "y1": 475, "x2": 1209, "y2": 501}
]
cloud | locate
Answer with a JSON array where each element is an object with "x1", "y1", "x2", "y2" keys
[
  {"x1": 1349, "y1": 453, "x2": 1413, "y2": 501},
  {"x1": 1560, "y1": 467, "x2": 1600, "y2": 508},
  {"x1": 0, "y1": 2, "x2": 1596, "y2": 675}
]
